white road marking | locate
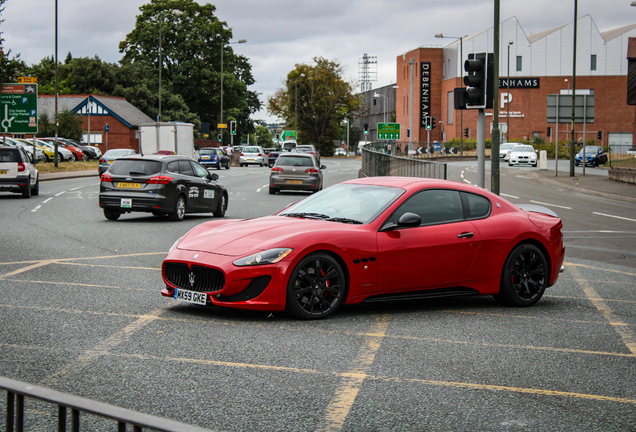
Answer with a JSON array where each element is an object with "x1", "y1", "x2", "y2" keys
[
  {"x1": 501, "y1": 193, "x2": 519, "y2": 199},
  {"x1": 43, "y1": 197, "x2": 52, "y2": 203},
  {"x1": 31, "y1": 205, "x2": 41, "y2": 213},
  {"x1": 256, "y1": 184, "x2": 269, "y2": 193},
  {"x1": 593, "y1": 212, "x2": 636, "y2": 223},
  {"x1": 529, "y1": 200, "x2": 572, "y2": 210},
  {"x1": 70, "y1": 186, "x2": 83, "y2": 191},
  {"x1": 55, "y1": 191, "x2": 66, "y2": 197}
]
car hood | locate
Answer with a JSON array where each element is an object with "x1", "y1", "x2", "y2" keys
[{"x1": 176, "y1": 215, "x2": 357, "y2": 257}]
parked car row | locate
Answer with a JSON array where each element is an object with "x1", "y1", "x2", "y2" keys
[{"x1": 0, "y1": 137, "x2": 102, "y2": 162}]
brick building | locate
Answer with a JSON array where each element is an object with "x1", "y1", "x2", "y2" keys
[
  {"x1": 386, "y1": 15, "x2": 636, "y2": 153},
  {"x1": 38, "y1": 94, "x2": 153, "y2": 151}
]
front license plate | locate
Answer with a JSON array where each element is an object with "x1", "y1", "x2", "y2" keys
[
  {"x1": 117, "y1": 182, "x2": 141, "y2": 189},
  {"x1": 121, "y1": 198, "x2": 132, "y2": 208},
  {"x1": 0, "y1": 170, "x2": 6, "y2": 175},
  {"x1": 286, "y1": 179, "x2": 302, "y2": 184},
  {"x1": 174, "y1": 288, "x2": 207, "y2": 305}
]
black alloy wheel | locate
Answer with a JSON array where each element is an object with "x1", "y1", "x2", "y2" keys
[
  {"x1": 494, "y1": 243, "x2": 548, "y2": 307},
  {"x1": 213, "y1": 193, "x2": 227, "y2": 217},
  {"x1": 286, "y1": 253, "x2": 346, "y2": 319},
  {"x1": 169, "y1": 195, "x2": 186, "y2": 221}
]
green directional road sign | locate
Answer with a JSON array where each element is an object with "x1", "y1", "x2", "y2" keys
[
  {"x1": 1, "y1": 83, "x2": 38, "y2": 134},
  {"x1": 377, "y1": 122, "x2": 400, "y2": 140}
]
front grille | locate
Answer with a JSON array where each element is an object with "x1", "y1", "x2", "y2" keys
[{"x1": 164, "y1": 262, "x2": 225, "y2": 292}]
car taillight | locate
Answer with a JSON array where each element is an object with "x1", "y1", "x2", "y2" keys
[
  {"x1": 305, "y1": 168, "x2": 318, "y2": 174},
  {"x1": 271, "y1": 167, "x2": 283, "y2": 172},
  {"x1": 99, "y1": 158, "x2": 106, "y2": 163},
  {"x1": 17, "y1": 163, "x2": 25, "y2": 172},
  {"x1": 101, "y1": 173, "x2": 113, "y2": 182},
  {"x1": 147, "y1": 175, "x2": 173, "y2": 184},
  {"x1": 258, "y1": 153, "x2": 263, "y2": 156},
  {"x1": 240, "y1": 153, "x2": 245, "y2": 156}
]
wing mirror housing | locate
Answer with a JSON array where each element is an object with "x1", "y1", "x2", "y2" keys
[{"x1": 397, "y1": 212, "x2": 421, "y2": 227}]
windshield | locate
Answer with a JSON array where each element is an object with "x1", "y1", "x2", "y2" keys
[
  {"x1": 109, "y1": 160, "x2": 162, "y2": 176},
  {"x1": 278, "y1": 183, "x2": 404, "y2": 224},
  {"x1": 579, "y1": 147, "x2": 601, "y2": 155},
  {"x1": 512, "y1": 146, "x2": 534, "y2": 153}
]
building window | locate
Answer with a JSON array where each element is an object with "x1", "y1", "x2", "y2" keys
[
  {"x1": 516, "y1": 56, "x2": 522, "y2": 72},
  {"x1": 591, "y1": 54, "x2": 597, "y2": 71},
  {"x1": 447, "y1": 92, "x2": 454, "y2": 125}
]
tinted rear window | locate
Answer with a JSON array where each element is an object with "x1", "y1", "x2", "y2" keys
[
  {"x1": 0, "y1": 149, "x2": 20, "y2": 162},
  {"x1": 109, "y1": 160, "x2": 162, "y2": 176},
  {"x1": 277, "y1": 156, "x2": 313, "y2": 167},
  {"x1": 200, "y1": 149, "x2": 221, "y2": 155},
  {"x1": 242, "y1": 147, "x2": 260, "y2": 153}
]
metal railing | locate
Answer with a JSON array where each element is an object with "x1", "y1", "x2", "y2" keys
[
  {"x1": 360, "y1": 143, "x2": 447, "y2": 179},
  {"x1": 2, "y1": 376, "x2": 214, "y2": 432}
]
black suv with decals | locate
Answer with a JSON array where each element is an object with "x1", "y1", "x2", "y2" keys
[{"x1": 99, "y1": 154, "x2": 228, "y2": 221}]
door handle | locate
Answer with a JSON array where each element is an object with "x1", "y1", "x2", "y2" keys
[{"x1": 457, "y1": 232, "x2": 474, "y2": 239}]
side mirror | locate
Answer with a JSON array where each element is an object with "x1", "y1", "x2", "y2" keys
[
  {"x1": 397, "y1": 212, "x2": 421, "y2": 228},
  {"x1": 320, "y1": 165, "x2": 327, "y2": 170},
  {"x1": 210, "y1": 173, "x2": 219, "y2": 181}
]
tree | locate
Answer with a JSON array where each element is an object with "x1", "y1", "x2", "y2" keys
[
  {"x1": 267, "y1": 57, "x2": 361, "y2": 156},
  {"x1": 254, "y1": 124, "x2": 273, "y2": 147},
  {"x1": 37, "y1": 110, "x2": 83, "y2": 141},
  {"x1": 119, "y1": 0, "x2": 261, "y2": 138}
]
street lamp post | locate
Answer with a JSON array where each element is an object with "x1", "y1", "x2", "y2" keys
[
  {"x1": 435, "y1": 33, "x2": 466, "y2": 155},
  {"x1": 158, "y1": 9, "x2": 183, "y2": 123},
  {"x1": 220, "y1": 39, "x2": 247, "y2": 138},
  {"x1": 373, "y1": 92, "x2": 387, "y2": 123},
  {"x1": 507, "y1": 40, "x2": 513, "y2": 141}
]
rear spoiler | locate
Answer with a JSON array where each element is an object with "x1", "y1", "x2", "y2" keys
[{"x1": 517, "y1": 204, "x2": 559, "y2": 218}]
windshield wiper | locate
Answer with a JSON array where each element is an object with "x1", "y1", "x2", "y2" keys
[
  {"x1": 283, "y1": 212, "x2": 330, "y2": 220},
  {"x1": 326, "y1": 217, "x2": 363, "y2": 224}
]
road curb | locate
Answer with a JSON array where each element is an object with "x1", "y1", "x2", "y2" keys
[
  {"x1": 39, "y1": 170, "x2": 99, "y2": 182},
  {"x1": 528, "y1": 171, "x2": 636, "y2": 204}
]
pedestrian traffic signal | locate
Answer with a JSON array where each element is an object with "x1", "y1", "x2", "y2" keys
[
  {"x1": 364, "y1": 124, "x2": 369, "y2": 135},
  {"x1": 230, "y1": 121, "x2": 236, "y2": 135},
  {"x1": 597, "y1": 131, "x2": 602, "y2": 140},
  {"x1": 464, "y1": 128, "x2": 469, "y2": 138}
]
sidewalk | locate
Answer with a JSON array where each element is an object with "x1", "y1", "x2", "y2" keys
[
  {"x1": 530, "y1": 168, "x2": 636, "y2": 204},
  {"x1": 40, "y1": 170, "x2": 98, "y2": 182}
]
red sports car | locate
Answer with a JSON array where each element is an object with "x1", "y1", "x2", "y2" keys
[{"x1": 161, "y1": 177, "x2": 565, "y2": 319}]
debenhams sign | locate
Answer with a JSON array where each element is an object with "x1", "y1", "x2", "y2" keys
[{"x1": 499, "y1": 78, "x2": 540, "y2": 88}]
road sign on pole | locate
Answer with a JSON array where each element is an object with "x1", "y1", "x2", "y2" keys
[
  {"x1": 0, "y1": 83, "x2": 38, "y2": 134},
  {"x1": 377, "y1": 122, "x2": 401, "y2": 140}
]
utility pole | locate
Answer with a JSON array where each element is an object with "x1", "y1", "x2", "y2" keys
[
  {"x1": 570, "y1": 0, "x2": 578, "y2": 177},
  {"x1": 491, "y1": 0, "x2": 501, "y2": 195},
  {"x1": 409, "y1": 58, "x2": 414, "y2": 155}
]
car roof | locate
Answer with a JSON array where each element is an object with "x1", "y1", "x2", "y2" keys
[
  {"x1": 278, "y1": 152, "x2": 313, "y2": 158},
  {"x1": 117, "y1": 154, "x2": 192, "y2": 162}
]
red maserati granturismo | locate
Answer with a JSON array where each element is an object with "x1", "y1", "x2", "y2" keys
[{"x1": 161, "y1": 177, "x2": 565, "y2": 319}]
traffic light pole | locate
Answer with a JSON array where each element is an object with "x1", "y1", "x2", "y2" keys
[
  {"x1": 477, "y1": 109, "x2": 486, "y2": 188},
  {"x1": 491, "y1": 0, "x2": 501, "y2": 196}
]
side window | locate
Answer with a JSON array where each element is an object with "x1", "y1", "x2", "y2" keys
[
  {"x1": 191, "y1": 162, "x2": 209, "y2": 178},
  {"x1": 166, "y1": 161, "x2": 179, "y2": 173},
  {"x1": 388, "y1": 189, "x2": 464, "y2": 227},
  {"x1": 178, "y1": 160, "x2": 195, "y2": 177},
  {"x1": 462, "y1": 192, "x2": 491, "y2": 220}
]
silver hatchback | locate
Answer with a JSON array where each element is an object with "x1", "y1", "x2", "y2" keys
[{"x1": 269, "y1": 152, "x2": 325, "y2": 194}]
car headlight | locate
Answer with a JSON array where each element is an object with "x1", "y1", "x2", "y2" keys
[{"x1": 233, "y1": 248, "x2": 293, "y2": 266}]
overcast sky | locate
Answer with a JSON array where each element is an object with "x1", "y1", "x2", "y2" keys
[{"x1": 3, "y1": 0, "x2": 635, "y2": 123}]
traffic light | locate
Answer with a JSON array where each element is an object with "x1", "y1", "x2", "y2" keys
[
  {"x1": 425, "y1": 117, "x2": 431, "y2": 130},
  {"x1": 547, "y1": 127, "x2": 552, "y2": 137},
  {"x1": 464, "y1": 128, "x2": 469, "y2": 138},
  {"x1": 407, "y1": 129, "x2": 410, "y2": 138},
  {"x1": 464, "y1": 55, "x2": 486, "y2": 108},
  {"x1": 597, "y1": 131, "x2": 602, "y2": 140},
  {"x1": 364, "y1": 124, "x2": 369, "y2": 135},
  {"x1": 217, "y1": 133, "x2": 222, "y2": 142},
  {"x1": 276, "y1": 133, "x2": 280, "y2": 142},
  {"x1": 431, "y1": 117, "x2": 436, "y2": 130},
  {"x1": 230, "y1": 121, "x2": 236, "y2": 135}
]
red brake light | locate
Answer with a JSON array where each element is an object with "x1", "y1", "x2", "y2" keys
[
  {"x1": 305, "y1": 168, "x2": 318, "y2": 174},
  {"x1": 271, "y1": 167, "x2": 283, "y2": 172},
  {"x1": 101, "y1": 173, "x2": 113, "y2": 182},
  {"x1": 240, "y1": 153, "x2": 245, "y2": 156},
  {"x1": 17, "y1": 163, "x2": 25, "y2": 172},
  {"x1": 147, "y1": 175, "x2": 173, "y2": 185},
  {"x1": 258, "y1": 153, "x2": 263, "y2": 157},
  {"x1": 99, "y1": 158, "x2": 106, "y2": 163}
]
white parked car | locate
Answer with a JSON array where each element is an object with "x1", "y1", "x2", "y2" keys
[
  {"x1": 499, "y1": 142, "x2": 519, "y2": 160},
  {"x1": 335, "y1": 148, "x2": 347, "y2": 156},
  {"x1": 508, "y1": 144, "x2": 538, "y2": 167}
]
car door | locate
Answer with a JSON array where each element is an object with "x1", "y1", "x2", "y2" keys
[
  {"x1": 174, "y1": 160, "x2": 202, "y2": 210},
  {"x1": 376, "y1": 189, "x2": 481, "y2": 293},
  {"x1": 190, "y1": 161, "x2": 219, "y2": 212}
]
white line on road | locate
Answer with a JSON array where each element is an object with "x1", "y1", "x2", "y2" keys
[
  {"x1": 593, "y1": 212, "x2": 636, "y2": 223},
  {"x1": 501, "y1": 193, "x2": 519, "y2": 199},
  {"x1": 31, "y1": 205, "x2": 41, "y2": 213},
  {"x1": 43, "y1": 197, "x2": 52, "y2": 203},
  {"x1": 55, "y1": 191, "x2": 66, "y2": 197},
  {"x1": 70, "y1": 186, "x2": 83, "y2": 191},
  {"x1": 529, "y1": 200, "x2": 572, "y2": 210},
  {"x1": 256, "y1": 184, "x2": 268, "y2": 193}
]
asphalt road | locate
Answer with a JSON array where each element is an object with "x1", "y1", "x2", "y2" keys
[{"x1": 0, "y1": 157, "x2": 635, "y2": 431}]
